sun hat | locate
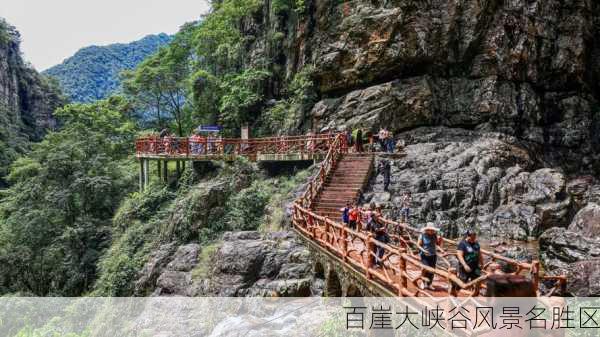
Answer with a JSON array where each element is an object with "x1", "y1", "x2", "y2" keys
[{"x1": 422, "y1": 222, "x2": 439, "y2": 233}]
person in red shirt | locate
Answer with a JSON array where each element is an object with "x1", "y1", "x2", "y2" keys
[{"x1": 348, "y1": 203, "x2": 360, "y2": 231}]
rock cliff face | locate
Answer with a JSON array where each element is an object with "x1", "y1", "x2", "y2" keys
[
  {"x1": 135, "y1": 231, "x2": 317, "y2": 297},
  {"x1": 301, "y1": 0, "x2": 600, "y2": 174},
  {"x1": 221, "y1": 0, "x2": 600, "y2": 293},
  {"x1": 0, "y1": 19, "x2": 63, "y2": 141},
  {"x1": 241, "y1": 0, "x2": 600, "y2": 174},
  {"x1": 0, "y1": 19, "x2": 64, "y2": 186}
]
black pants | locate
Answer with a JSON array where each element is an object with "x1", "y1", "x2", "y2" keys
[
  {"x1": 383, "y1": 174, "x2": 390, "y2": 191},
  {"x1": 459, "y1": 266, "x2": 481, "y2": 283},
  {"x1": 348, "y1": 220, "x2": 357, "y2": 230},
  {"x1": 420, "y1": 254, "x2": 437, "y2": 285}
]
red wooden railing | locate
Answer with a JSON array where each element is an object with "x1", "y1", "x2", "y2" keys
[
  {"x1": 291, "y1": 135, "x2": 565, "y2": 297},
  {"x1": 135, "y1": 133, "x2": 339, "y2": 158},
  {"x1": 135, "y1": 131, "x2": 566, "y2": 296}
]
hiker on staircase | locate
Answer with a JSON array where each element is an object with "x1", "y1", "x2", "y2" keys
[
  {"x1": 400, "y1": 191, "x2": 412, "y2": 223},
  {"x1": 451, "y1": 230, "x2": 483, "y2": 296},
  {"x1": 417, "y1": 223, "x2": 443, "y2": 291},
  {"x1": 340, "y1": 202, "x2": 351, "y2": 227},
  {"x1": 377, "y1": 160, "x2": 391, "y2": 191},
  {"x1": 363, "y1": 203, "x2": 376, "y2": 232},
  {"x1": 371, "y1": 212, "x2": 390, "y2": 267},
  {"x1": 348, "y1": 202, "x2": 361, "y2": 231},
  {"x1": 377, "y1": 128, "x2": 387, "y2": 152}
]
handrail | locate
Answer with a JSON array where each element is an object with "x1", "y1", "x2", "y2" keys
[
  {"x1": 135, "y1": 133, "x2": 340, "y2": 158},
  {"x1": 297, "y1": 133, "x2": 347, "y2": 209},
  {"x1": 377, "y1": 217, "x2": 534, "y2": 271},
  {"x1": 290, "y1": 136, "x2": 556, "y2": 297}
]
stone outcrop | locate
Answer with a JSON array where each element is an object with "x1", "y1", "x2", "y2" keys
[
  {"x1": 568, "y1": 202, "x2": 600, "y2": 237},
  {"x1": 194, "y1": 231, "x2": 315, "y2": 297},
  {"x1": 539, "y1": 227, "x2": 600, "y2": 271},
  {"x1": 548, "y1": 259, "x2": 600, "y2": 297},
  {"x1": 137, "y1": 231, "x2": 316, "y2": 297},
  {"x1": 362, "y1": 126, "x2": 580, "y2": 240}
]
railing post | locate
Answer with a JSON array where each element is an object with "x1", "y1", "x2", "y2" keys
[
  {"x1": 448, "y1": 267, "x2": 458, "y2": 297},
  {"x1": 341, "y1": 226, "x2": 348, "y2": 260},
  {"x1": 366, "y1": 234, "x2": 374, "y2": 279},
  {"x1": 399, "y1": 253, "x2": 407, "y2": 290},
  {"x1": 472, "y1": 280, "x2": 481, "y2": 296},
  {"x1": 308, "y1": 214, "x2": 316, "y2": 238},
  {"x1": 324, "y1": 218, "x2": 330, "y2": 245},
  {"x1": 532, "y1": 260, "x2": 540, "y2": 292}
]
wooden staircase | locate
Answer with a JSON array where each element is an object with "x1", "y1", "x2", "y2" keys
[{"x1": 311, "y1": 153, "x2": 374, "y2": 219}]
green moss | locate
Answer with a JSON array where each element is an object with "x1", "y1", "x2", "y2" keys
[{"x1": 191, "y1": 241, "x2": 221, "y2": 280}]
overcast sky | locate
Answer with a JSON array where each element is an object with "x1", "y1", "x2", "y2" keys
[{"x1": 2, "y1": 0, "x2": 210, "y2": 71}]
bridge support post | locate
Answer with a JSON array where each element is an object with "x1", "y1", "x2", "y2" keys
[
  {"x1": 143, "y1": 159, "x2": 150, "y2": 188},
  {"x1": 157, "y1": 160, "x2": 162, "y2": 181},
  {"x1": 448, "y1": 267, "x2": 458, "y2": 296},
  {"x1": 163, "y1": 160, "x2": 168, "y2": 183},
  {"x1": 139, "y1": 160, "x2": 144, "y2": 192}
]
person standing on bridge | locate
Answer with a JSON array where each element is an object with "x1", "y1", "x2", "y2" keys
[
  {"x1": 348, "y1": 203, "x2": 360, "y2": 231},
  {"x1": 340, "y1": 201, "x2": 351, "y2": 227},
  {"x1": 386, "y1": 132, "x2": 396, "y2": 153},
  {"x1": 452, "y1": 230, "x2": 483, "y2": 295},
  {"x1": 372, "y1": 214, "x2": 390, "y2": 267},
  {"x1": 417, "y1": 223, "x2": 443, "y2": 290},
  {"x1": 354, "y1": 129, "x2": 364, "y2": 153},
  {"x1": 345, "y1": 128, "x2": 353, "y2": 149}
]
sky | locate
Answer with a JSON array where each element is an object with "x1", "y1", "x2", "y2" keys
[{"x1": 1, "y1": 0, "x2": 211, "y2": 71}]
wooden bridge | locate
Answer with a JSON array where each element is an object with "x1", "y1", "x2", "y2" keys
[
  {"x1": 135, "y1": 132, "x2": 567, "y2": 297},
  {"x1": 135, "y1": 133, "x2": 339, "y2": 190}
]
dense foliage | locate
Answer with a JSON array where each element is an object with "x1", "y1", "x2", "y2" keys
[
  {"x1": 0, "y1": 97, "x2": 137, "y2": 296},
  {"x1": 92, "y1": 160, "x2": 311, "y2": 296},
  {"x1": 0, "y1": 0, "x2": 317, "y2": 297},
  {"x1": 44, "y1": 34, "x2": 172, "y2": 103},
  {"x1": 123, "y1": 0, "x2": 315, "y2": 137}
]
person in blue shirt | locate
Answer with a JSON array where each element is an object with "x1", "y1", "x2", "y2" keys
[
  {"x1": 457, "y1": 230, "x2": 483, "y2": 281},
  {"x1": 340, "y1": 201, "x2": 351, "y2": 226},
  {"x1": 417, "y1": 223, "x2": 443, "y2": 290}
]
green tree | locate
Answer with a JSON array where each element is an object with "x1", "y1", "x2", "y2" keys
[
  {"x1": 0, "y1": 97, "x2": 137, "y2": 296},
  {"x1": 123, "y1": 25, "x2": 197, "y2": 136}
]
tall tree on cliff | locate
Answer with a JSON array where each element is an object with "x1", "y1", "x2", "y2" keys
[{"x1": 122, "y1": 45, "x2": 189, "y2": 136}]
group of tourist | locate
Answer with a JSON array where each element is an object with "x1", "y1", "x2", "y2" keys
[
  {"x1": 339, "y1": 197, "x2": 483, "y2": 293},
  {"x1": 147, "y1": 128, "x2": 222, "y2": 155},
  {"x1": 340, "y1": 202, "x2": 391, "y2": 267},
  {"x1": 345, "y1": 127, "x2": 397, "y2": 153},
  {"x1": 189, "y1": 131, "x2": 220, "y2": 154}
]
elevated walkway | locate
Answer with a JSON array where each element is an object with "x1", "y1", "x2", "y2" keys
[
  {"x1": 134, "y1": 132, "x2": 567, "y2": 298},
  {"x1": 292, "y1": 134, "x2": 567, "y2": 298}
]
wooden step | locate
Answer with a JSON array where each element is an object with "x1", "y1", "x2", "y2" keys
[
  {"x1": 327, "y1": 177, "x2": 368, "y2": 182},
  {"x1": 323, "y1": 184, "x2": 364, "y2": 189},
  {"x1": 316, "y1": 197, "x2": 358, "y2": 203}
]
